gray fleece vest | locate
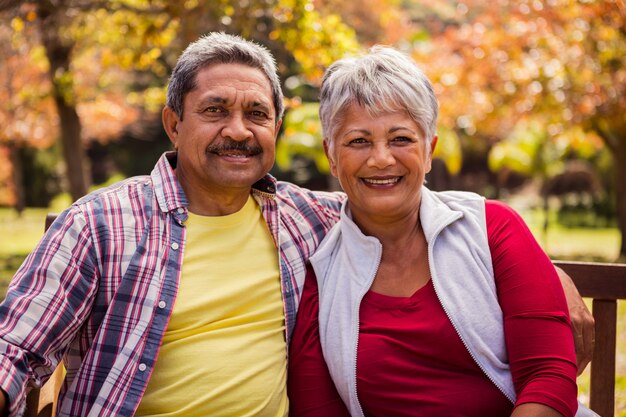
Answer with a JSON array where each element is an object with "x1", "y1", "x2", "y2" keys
[{"x1": 309, "y1": 187, "x2": 597, "y2": 417}]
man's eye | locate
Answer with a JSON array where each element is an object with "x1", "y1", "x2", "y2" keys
[
  {"x1": 250, "y1": 110, "x2": 268, "y2": 118},
  {"x1": 204, "y1": 107, "x2": 222, "y2": 113}
]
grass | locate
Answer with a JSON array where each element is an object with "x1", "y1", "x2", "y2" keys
[
  {"x1": 0, "y1": 205, "x2": 624, "y2": 415},
  {"x1": 0, "y1": 207, "x2": 50, "y2": 287},
  {"x1": 514, "y1": 203, "x2": 622, "y2": 263}
]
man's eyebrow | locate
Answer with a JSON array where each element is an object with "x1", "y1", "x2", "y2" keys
[
  {"x1": 199, "y1": 96, "x2": 227, "y2": 106},
  {"x1": 250, "y1": 100, "x2": 272, "y2": 110}
]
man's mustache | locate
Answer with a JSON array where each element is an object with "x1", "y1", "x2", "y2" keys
[{"x1": 206, "y1": 139, "x2": 262, "y2": 156}]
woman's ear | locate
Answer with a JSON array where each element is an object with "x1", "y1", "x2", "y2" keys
[
  {"x1": 430, "y1": 135, "x2": 438, "y2": 156},
  {"x1": 425, "y1": 135, "x2": 438, "y2": 174},
  {"x1": 323, "y1": 139, "x2": 338, "y2": 177},
  {"x1": 162, "y1": 107, "x2": 181, "y2": 148}
]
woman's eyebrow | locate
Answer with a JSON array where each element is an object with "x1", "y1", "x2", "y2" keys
[
  {"x1": 389, "y1": 126, "x2": 418, "y2": 134},
  {"x1": 343, "y1": 128, "x2": 371, "y2": 136}
]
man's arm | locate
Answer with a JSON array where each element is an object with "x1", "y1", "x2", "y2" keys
[
  {"x1": 0, "y1": 208, "x2": 98, "y2": 415},
  {"x1": 555, "y1": 266, "x2": 595, "y2": 375}
]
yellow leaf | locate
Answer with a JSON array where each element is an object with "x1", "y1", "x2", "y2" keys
[{"x1": 11, "y1": 17, "x2": 24, "y2": 33}]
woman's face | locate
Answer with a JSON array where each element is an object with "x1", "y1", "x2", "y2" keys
[{"x1": 324, "y1": 102, "x2": 437, "y2": 225}]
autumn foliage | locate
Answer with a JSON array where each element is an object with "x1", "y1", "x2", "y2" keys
[{"x1": 0, "y1": 0, "x2": 624, "y2": 256}]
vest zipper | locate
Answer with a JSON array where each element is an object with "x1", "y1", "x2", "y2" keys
[
  {"x1": 352, "y1": 245, "x2": 382, "y2": 417},
  {"x1": 427, "y1": 223, "x2": 515, "y2": 404}
]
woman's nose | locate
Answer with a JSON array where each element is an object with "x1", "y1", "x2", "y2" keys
[{"x1": 367, "y1": 143, "x2": 395, "y2": 168}]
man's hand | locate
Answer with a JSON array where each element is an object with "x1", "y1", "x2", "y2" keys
[
  {"x1": 555, "y1": 266, "x2": 595, "y2": 375},
  {"x1": 0, "y1": 388, "x2": 7, "y2": 417}
]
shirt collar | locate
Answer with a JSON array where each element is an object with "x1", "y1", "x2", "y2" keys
[{"x1": 151, "y1": 152, "x2": 188, "y2": 214}]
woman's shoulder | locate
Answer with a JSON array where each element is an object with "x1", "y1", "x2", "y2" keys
[
  {"x1": 484, "y1": 199, "x2": 527, "y2": 227},
  {"x1": 429, "y1": 188, "x2": 484, "y2": 204}
]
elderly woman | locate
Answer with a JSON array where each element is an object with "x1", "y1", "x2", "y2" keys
[{"x1": 287, "y1": 47, "x2": 597, "y2": 417}]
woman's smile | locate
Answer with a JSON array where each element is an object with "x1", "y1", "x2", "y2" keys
[{"x1": 361, "y1": 176, "x2": 402, "y2": 186}]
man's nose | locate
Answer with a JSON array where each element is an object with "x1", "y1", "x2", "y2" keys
[{"x1": 221, "y1": 112, "x2": 253, "y2": 141}]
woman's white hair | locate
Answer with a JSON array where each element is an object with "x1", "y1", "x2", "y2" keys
[{"x1": 319, "y1": 46, "x2": 438, "y2": 147}]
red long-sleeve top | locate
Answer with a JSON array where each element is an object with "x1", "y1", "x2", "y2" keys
[{"x1": 288, "y1": 200, "x2": 578, "y2": 417}]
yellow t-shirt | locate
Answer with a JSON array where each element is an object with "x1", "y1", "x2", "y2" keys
[{"x1": 136, "y1": 196, "x2": 287, "y2": 417}]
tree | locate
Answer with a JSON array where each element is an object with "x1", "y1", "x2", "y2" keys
[
  {"x1": 35, "y1": 0, "x2": 89, "y2": 201},
  {"x1": 1, "y1": 0, "x2": 170, "y2": 202},
  {"x1": 0, "y1": 6, "x2": 56, "y2": 211},
  {"x1": 406, "y1": 0, "x2": 626, "y2": 258},
  {"x1": 1, "y1": 0, "x2": 362, "y2": 205},
  {"x1": 315, "y1": 0, "x2": 414, "y2": 46}
]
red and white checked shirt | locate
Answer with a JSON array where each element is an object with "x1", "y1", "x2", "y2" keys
[{"x1": 0, "y1": 152, "x2": 343, "y2": 417}]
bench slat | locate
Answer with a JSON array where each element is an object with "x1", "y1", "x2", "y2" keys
[
  {"x1": 554, "y1": 260, "x2": 626, "y2": 417},
  {"x1": 589, "y1": 299, "x2": 617, "y2": 417},
  {"x1": 554, "y1": 261, "x2": 626, "y2": 299}
]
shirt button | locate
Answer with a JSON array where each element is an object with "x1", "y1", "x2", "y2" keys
[
  {"x1": 158, "y1": 300, "x2": 167, "y2": 309},
  {"x1": 138, "y1": 363, "x2": 147, "y2": 372},
  {"x1": 171, "y1": 242, "x2": 179, "y2": 250},
  {"x1": 177, "y1": 207, "x2": 184, "y2": 214}
]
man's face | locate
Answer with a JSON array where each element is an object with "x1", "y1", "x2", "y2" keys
[{"x1": 163, "y1": 63, "x2": 281, "y2": 212}]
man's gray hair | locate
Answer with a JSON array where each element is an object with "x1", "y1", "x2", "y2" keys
[
  {"x1": 319, "y1": 46, "x2": 438, "y2": 146},
  {"x1": 166, "y1": 32, "x2": 284, "y2": 123}
]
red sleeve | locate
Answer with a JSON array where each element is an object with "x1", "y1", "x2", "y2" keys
[
  {"x1": 288, "y1": 264, "x2": 351, "y2": 417},
  {"x1": 486, "y1": 200, "x2": 578, "y2": 417}
]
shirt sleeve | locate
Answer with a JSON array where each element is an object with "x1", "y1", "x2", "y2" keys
[
  {"x1": 288, "y1": 264, "x2": 351, "y2": 417},
  {"x1": 486, "y1": 200, "x2": 578, "y2": 417},
  {"x1": 0, "y1": 207, "x2": 99, "y2": 417}
]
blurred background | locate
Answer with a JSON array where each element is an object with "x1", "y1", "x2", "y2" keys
[{"x1": 0, "y1": 0, "x2": 624, "y2": 412}]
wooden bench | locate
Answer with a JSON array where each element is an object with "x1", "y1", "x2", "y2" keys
[
  {"x1": 22, "y1": 215, "x2": 626, "y2": 417},
  {"x1": 554, "y1": 260, "x2": 626, "y2": 417}
]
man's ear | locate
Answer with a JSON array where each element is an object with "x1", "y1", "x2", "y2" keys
[
  {"x1": 323, "y1": 139, "x2": 338, "y2": 177},
  {"x1": 162, "y1": 107, "x2": 181, "y2": 148},
  {"x1": 274, "y1": 118, "x2": 283, "y2": 140}
]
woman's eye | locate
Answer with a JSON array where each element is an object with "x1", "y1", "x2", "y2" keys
[
  {"x1": 348, "y1": 138, "x2": 367, "y2": 145},
  {"x1": 393, "y1": 136, "x2": 412, "y2": 142}
]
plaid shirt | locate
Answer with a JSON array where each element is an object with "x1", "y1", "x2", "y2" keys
[{"x1": 0, "y1": 152, "x2": 343, "y2": 417}]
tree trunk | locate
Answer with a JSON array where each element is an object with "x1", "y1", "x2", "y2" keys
[
  {"x1": 615, "y1": 139, "x2": 626, "y2": 260},
  {"x1": 590, "y1": 114, "x2": 626, "y2": 261},
  {"x1": 37, "y1": 0, "x2": 89, "y2": 202}
]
